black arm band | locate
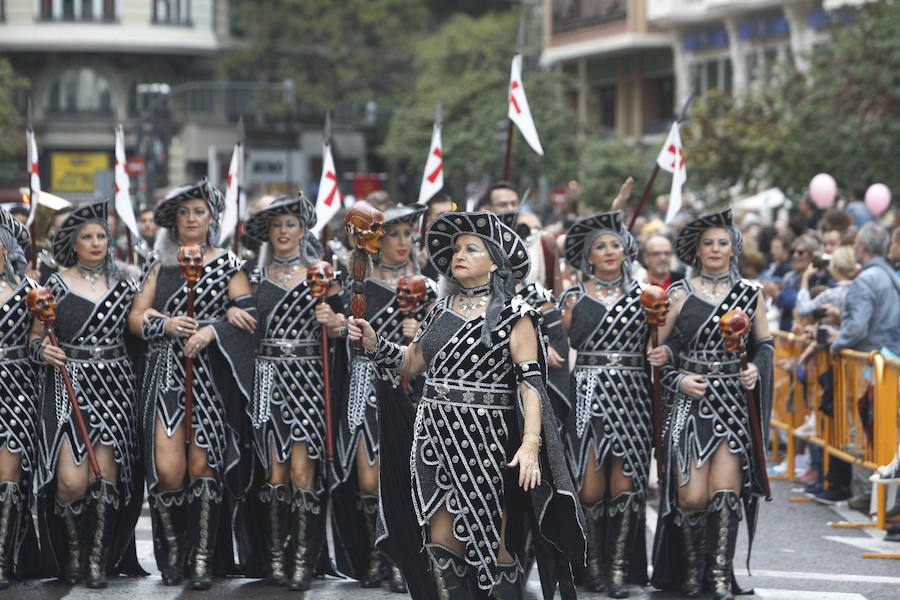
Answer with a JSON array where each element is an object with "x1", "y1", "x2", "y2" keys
[{"x1": 367, "y1": 335, "x2": 406, "y2": 371}]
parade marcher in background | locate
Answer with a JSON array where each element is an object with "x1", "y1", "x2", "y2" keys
[
  {"x1": 558, "y1": 211, "x2": 652, "y2": 598},
  {"x1": 329, "y1": 203, "x2": 436, "y2": 593},
  {"x1": 36, "y1": 207, "x2": 73, "y2": 284},
  {"x1": 417, "y1": 192, "x2": 455, "y2": 281},
  {"x1": 648, "y1": 209, "x2": 774, "y2": 600},
  {"x1": 351, "y1": 212, "x2": 585, "y2": 600},
  {"x1": 128, "y1": 179, "x2": 256, "y2": 589},
  {"x1": 636, "y1": 234, "x2": 683, "y2": 291},
  {"x1": 240, "y1": 194, "x2": 342, "y2": 591},
  {"x1": 0, "y1": 210, "x2": 41, "y2": 588},
  {"x1": 30, "y1": 202, "x2": 144, "y2": 588}
]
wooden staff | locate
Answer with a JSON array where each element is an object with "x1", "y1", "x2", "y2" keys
[
  {"x1": 719, "y1": 309, "x2": 772, "y2": 501},
  {"x1": 640, "y1": 285, "x2": 669, "y2": 481},
  {"x1": 307, "y1": 261, "x2": 337, "y2": 463},
  {"x1": 344, "y1": 201, "x2": 384, "y2": 352},
  {"x1": 27, "y1": 288, "x2": 102, "y2": 480},
  {"x1": 177, "y1": 245, "x2": 203, "y2": 444},
  {"x1": 396, "y1": 274, "x2": 427, "y2": 393}
]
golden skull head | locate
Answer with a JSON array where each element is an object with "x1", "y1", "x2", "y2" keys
[
  {"x1": 396, "y1": 275, "x2": 427, "y2": 314},
  {"x1": 719, "y1": 309, "x2": 752, "y2": 352},
  {"x1": 177, "y1": 244, "x2": 204, "y2": 283},
  {"x1": 306, "y1": 261, "x2": 336, "y2": 298},
  {"x1": 344, "y1": 201, "x2": 385, "y2": 255},
  {"x1": 27, "y1": 287, "x2": 57, "y2": 323},
  {"x1": 640, "y1": 285, "x2": 670, "y2": 327}
]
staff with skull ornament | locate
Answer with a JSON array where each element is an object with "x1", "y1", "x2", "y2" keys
[
  {"x1": 28, "y1": 287, "x2": 102, "y2": 480},
  {"x1": 344, "y1": 201, "x2": 384, "y2": 351},
  {"x1": 640, "y1": 285, "x2": 669, "y2": 481},
  {"x1": 396, "y1": 274, "x2": 427, "y2": 392},
  {"x1": 307, "y1": 261, "x2": 338, "y2": 462},
  {"x1": 177, "y1": 244, "x2": 203, "y2": 444}
]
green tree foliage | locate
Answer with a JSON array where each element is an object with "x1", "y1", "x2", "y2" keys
[
  {"x1": 0, "y1": 56, "x2": 27, "y2": 184},
  {"x1": 683, "y1": 2, "x2": 900, "y2": 201},
  {"x1": 379, "y1": 11, "x2": 579, "y2": 202},
  {"x1": 575, "y1": 137, "x2": 670, "y2": 211}
]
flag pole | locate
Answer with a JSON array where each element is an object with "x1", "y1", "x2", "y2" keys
[
  {"x1": 25, "y1": 99, "x2": 38, "y2": 268},
  {"x1": 234, "y1": 115, "x2": 244, "y2": 254},
  {"x1": 502, "y1": 119, "x2": 514, "y2": 181},
  {"x1": 627, "y1": 88, "x2": 695, "y2": 231}
]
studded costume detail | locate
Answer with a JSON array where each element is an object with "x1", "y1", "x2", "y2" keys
[{"x1": 559, "y1": 281, "x2": 652, "y2": 494}]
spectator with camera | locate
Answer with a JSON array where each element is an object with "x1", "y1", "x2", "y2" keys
[{"x1": 795, "y1": 246, "x2": 856, "y2": 321}]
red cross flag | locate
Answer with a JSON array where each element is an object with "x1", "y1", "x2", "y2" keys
[
  {"x1": 114, "y1": 124, "x2": 139, "y2": 240},
  {"x1": 313, "y1": 140, "x2": 342, "y2": 237},
  {"x1": 25, "y1": 123, "x2": 40, "y2": 228},
  {"x1": 417, "y1": 105, "x2": 443, "y2": 205},
  {"x1": 656, "y1": 122, "x2": 686, "y2": 224},
  {"x1": 508, "y1": 53, "x2": 544, "y2": 156},
  {"x1": 220, "y1": 142, "x2": 242, "y2": 243}
]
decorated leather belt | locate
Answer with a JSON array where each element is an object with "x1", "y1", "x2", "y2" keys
[
  {"x1": 681, "y1": 356, "x2": 742, "y2": 376},
  {"x1": 575, "y1": 351, "x2": 644, "y2": 369},
  {"x1": 423, "y1": 381, "x2": 514, "y2": 409},
  {"x1": 59, "y1": 344, "x2": 126, "y2": 361},
  {"x1": 0, "y1": 345, "x2": 27, "y2": 361},
  {"x1": 258, "y1": 339, "x2": 319, "y2": 360}
]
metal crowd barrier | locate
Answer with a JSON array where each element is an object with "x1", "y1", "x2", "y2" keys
[{"x1": 769, "y1": 330, "x2": 900, "y2": 552}]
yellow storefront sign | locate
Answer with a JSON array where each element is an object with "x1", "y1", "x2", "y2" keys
[{"x1": 51, "y1": 152, "x2": 110, "y2": 192}]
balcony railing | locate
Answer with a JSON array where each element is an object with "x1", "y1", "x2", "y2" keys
[{"x1": 552, "y1": 0, "x2": 627, "y2": 34}]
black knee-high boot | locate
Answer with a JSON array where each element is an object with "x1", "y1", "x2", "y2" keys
[
  {"x1": 149, "y1": 488, "x2": 187, "y2": 585},
  {"x1": 359, "y1": 494, "x2": 382, "y2": 588},
  {"x1": 287, "y1": 488, "x2": 322, "y2": 592},
  {"x1": 709, "y1": 490, "x2": 741, "y2": 600},
  {"x1": 489, "y1": 562, "x2": 523, "y2": 600},
  {"x1": 676, "y1": 506, "x2": 708, "y2": 599},
  {"x1": 56, "y1": 494, "x2": 87, "y2": 584},
  {"x1": 606, "y1": 492, "x2": 639, "y2": 598},
  {"x1": 84, "y1": 479, "x2": 119, "y2": 589},
  {"x1": 583, "y1": 499, "x2": 606, "y2": 592},
  {"x1": 188, "y1": 478, "x2": 221, "y2": 590},
  {"x1": 260, "y1": 483, "x2": 290, "y2": 586},
  {"x1": 426, "y1": 543, "x2": 474, "y2": 600},
  {"x1": 0, "y1": 482, "x2": 23, "y2": 589}
]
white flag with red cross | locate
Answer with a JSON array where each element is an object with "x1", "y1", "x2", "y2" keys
[
  {"x1": 114, "y1": 124, "x2": 140, "y2": 240},
  {"x1": 417, "y1": 122, "x2": 443, "y2": 205},
  {"x1": 508, "y1": 53, "x2": 544, "y2": 156},
  {"x1": 313, "y1": 141, "x2": 342, "y2": 236},
  {"x1": 656, "y1": 122, "x2": 686, "y2": 224},
  {"x1": 220, "y1": 139, "x2": 242, "y2": 243},
  {"x1": 25, "y1": 127, "x2": 40, "y2": 228}
]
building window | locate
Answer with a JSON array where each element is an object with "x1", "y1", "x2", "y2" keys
[
  {"x1": 187, "y1": 88, "x2": 216, "y2": 116},
  {"x1": 153, "y1": 0, "x2": 192, "y2": 26},
  {"x1": 38, "y1": 0, "x2": 116, "y2": 21},
  {"x1": 552, "y1": 0, "x2": 628, "y2": 34},
  {"x1": 599, "y1": 85, "x2": 616, "y2": 130},
  {"x1": 45, "y1": 67, "x2": 114, "y2": 116},
  {"x1": 691, "y1": 56, "x2": 733, "y2": 96}
]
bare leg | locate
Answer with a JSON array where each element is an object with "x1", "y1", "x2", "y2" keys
[
  {"x1": 677, "y1": 452, "x2": 711, "y2": 511},
  {"x1": 267, "y1": 443, "x2": 289, "y2": 486},
  {"x1": 428, "y1": 505, "x2": 465, "y2": 554},
  {"x1": 0, "y1": 449, "x2": 21, "y2": 483},
  {"x1": 608, "y1": 456, "x2": 634, "y2": 497},
  {"x1": 579, "y1": 445, "x2": 607, "y2": 504},
  {"x1": 154, "y1": 417, "x2": 187, "y2": 491},
  {"x1": 707, "y1": 444, "x2": 743, "y2": 496},
  {"x1": 290, "y1": 442, "x2": 316, "y2": 492},
  {"x1": 56, "y1": 438, "x2": 91, "y2": 504},
  {"x1": 355, "y1": 439, "x2": 379, "y2": 496}
]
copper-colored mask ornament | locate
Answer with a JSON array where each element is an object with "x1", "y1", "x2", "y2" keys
[
  {"x1": 344, "y1": 201, "x2": 385, "y2": 255},
  {"x1": 719, "y1": 309, "x2": 752, "y2": 352},
  {"x1": 27, "y1": 287, "x2": 58, "y2": 323},
  {"x1": 396, "y1": 275, "x2": 427, "y2": 314},
  {"x1": 640, "y1": 285, "x2": 670, "y2": 327},
  {"x1": 177, "y1": 245, "x2": 204, "y2": 283},
  {"x1": 306, "y1": 261, "x2": 336, "y2": 298}
]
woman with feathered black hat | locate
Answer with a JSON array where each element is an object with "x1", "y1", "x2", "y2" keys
[
  {"x1": 647, "y1": 208, "x2": 773, "y2": 600},
  {"x1": 348, "y1": 211, "x2": 585, "y2": 600},
  {"x1": 28, "y1": 201, "x2": 144, "y2": 588},
  {"x1": 127, "y1": 178, "x2": 257, "y2": 589}
]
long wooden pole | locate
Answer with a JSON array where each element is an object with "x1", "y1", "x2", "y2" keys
[
  {"x1": 503, "y1": 119, "x2": 514, "y2": 181},
  {"x1": 627, "y1": 165, "x2": 660, "y2": 232},
  {"x1": 649, "y1": 326, "x2": 664, "y2": 481},
  {"x1": 320, "y1": 317, "x2": 334, "y2": 463},
  {"x1": 184, "y1": 284, "x2": 195, "y2": 444}
]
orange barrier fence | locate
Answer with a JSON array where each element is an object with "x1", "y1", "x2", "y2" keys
[{"x1": 770, "y1": 331, "x2": 900, "y2": 533}]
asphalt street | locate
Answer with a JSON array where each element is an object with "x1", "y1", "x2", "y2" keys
[{"x1": 7, "y1": 479, "x2": 900, "y2": 599}]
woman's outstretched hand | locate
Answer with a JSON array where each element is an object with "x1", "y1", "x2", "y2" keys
[{"x1": 508, "y1": 437, "x2": 542, "y2": 491}]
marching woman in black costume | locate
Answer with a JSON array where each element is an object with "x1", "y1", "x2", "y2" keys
[
  {"x1": 558, "y1": 211, "x2": 652, "y2": 598},
  {"x1": 349, "y1": 212, "x2": 585, "y2": 600},
  {"x1": 241, "y1": 194, "x2": 343, "y2": 591},
  {"x1": 128, "y1": 179, "x2": 257, "y2": 589},
  {"x1": 330, "y1": 203, "x2": 436, "y2": 593},
  {"x1": 30, "y1": 201, "x2": 143, "y2": 588},
  {"x1": 0, "y1": 210, "x2": 40, "y2": 588},
  {"x1": 648, "y1": 209, "x2": 773, "y2": 600}
]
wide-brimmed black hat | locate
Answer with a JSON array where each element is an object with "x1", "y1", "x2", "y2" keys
[
  {"x1": 0, "y1": 208, "x2": 30, "y2": 258},
  {"x1": 674, "y1": 208, "x2": 743, "y2": 266},
  {"x1": 497, "y1": 210, "x2": 519, "y2": 230},
  {"x1": 154, "y1": 177, "x2": 225, "y2": 229},
  {"x1": 51, "y1": 201, "x2": 109, "y2": 267},
  {"x1": 243, "y1": 192, "x2": 316, "y2": 244},
  {"x1": 564, "y1": 211, "x2": 636, "y2": 274},
  {"x1": 426, "y1": 211, "x2": 530, "y2": 280},
  {"x1": 383, "y1": 204, "x2": 427, "y2": 228}
]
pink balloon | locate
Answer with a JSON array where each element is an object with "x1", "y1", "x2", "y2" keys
[
  {"x1": 809, "y1": 173, "x2": 837, "y2": 210},
  {"x1": 864, "y1": 183, "x2": 891, "y2": 216}
]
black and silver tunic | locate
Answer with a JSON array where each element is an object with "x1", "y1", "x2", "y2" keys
[
  {"x1": 140, "y1": 251, "x2": 252, "y2": 488},
  {"x1": 559, "y1": 281, "x2": 652, "y2": 492},
  {"x1": 38, "y1": 274, "x2": 139, "y2": 495},
  {"x1": 337, "y1": 277, "x2": 435, "y2": 478},
  {"x1": 252, "y1": 274, "x2": 341, "y2": 478},
  {"x1": 0, "y1": 279, "x2": 39, "y2": 477}
]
